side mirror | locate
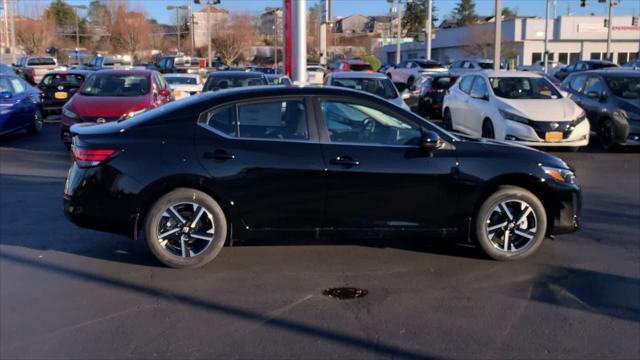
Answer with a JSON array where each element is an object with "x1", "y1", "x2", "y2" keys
[
  {"x1": 0, "y1": 91, "x2": 12, "y2": 99},
  {"x1": 419, "y1": 131, "x2": 444, "y2": 152}
]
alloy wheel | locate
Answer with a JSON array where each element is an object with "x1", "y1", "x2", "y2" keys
[
  {"x1": 157, "y1": 202, "x2": 215, "y2": 258},
  {"x1": 483, "y1": 200, "x2": 538, "y2": 253}
]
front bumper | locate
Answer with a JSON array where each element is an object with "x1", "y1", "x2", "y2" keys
[{"x1": 505, "y1": 118, "x2": 590, "y2": 147}]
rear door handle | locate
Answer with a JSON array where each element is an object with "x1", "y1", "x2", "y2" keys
[
  {"x1": 330, "y1": 156, "x2": 360, "y2": 167},
  {"x1": 204, "y1": 150, "x2": 236, "y2": 160}
]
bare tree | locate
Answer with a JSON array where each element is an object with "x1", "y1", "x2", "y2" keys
[
  {"x1": 210, "y1": 14, "x2": 257, "y2": 65},
  {"x1": 109, "y1": 5, "x2": 152, "y2": 60},
  {"x1": 16, "y1": 15, "x2": 57, "y2": 54},
  {"x1": 463, "y1": 26, "x2": 519, "y2": 61}
]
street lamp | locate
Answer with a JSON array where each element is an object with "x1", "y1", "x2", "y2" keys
[
  {"x1": 266, "y1": 7, "x2": 281, "y2": 68},
  {"x1": 71, "y1": 5, "x2": 87, "y2": 63},
  {"x1": 167, "y1": 5, "x2": 189, "y2": 53}
]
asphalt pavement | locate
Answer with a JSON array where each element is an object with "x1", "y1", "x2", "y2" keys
[{"x1": 1, "y1": 124, "x2": 639, "y2": 359}]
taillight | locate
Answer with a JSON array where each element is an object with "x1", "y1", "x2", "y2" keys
[{"x1": 71, "y1": 145, "x2": 116, "y2": 168}]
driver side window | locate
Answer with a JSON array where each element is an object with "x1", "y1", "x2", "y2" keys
[{"x1": 320, "y1": 100, "x2": 422, "y2": 146}]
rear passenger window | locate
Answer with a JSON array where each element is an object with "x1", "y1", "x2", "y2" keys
[
  {"x1": 569, "y1": 75, "x2": 587, "y2": 92},
  {"x1": 459, "y1": 76, "x2": 474, "y2": 94},
  {"x1": 237, "y1": 100, "x2": 308, "y2": 140},
  {"x1": 199, "y1": 105, "x2": 237, "y2": 137}
]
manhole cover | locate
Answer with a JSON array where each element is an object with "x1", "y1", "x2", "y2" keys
[{"x1": 322, "y1": 287, "x2": 368, "y2": 300}]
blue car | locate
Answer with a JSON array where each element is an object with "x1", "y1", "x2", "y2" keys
[{"x1": 0, "y1": 74, "x2": 43, "y2": 136}]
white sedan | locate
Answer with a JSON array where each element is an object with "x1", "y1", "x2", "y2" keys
[
  {"x1": 442, "y1": 71, "x2": 589, "y2": 149},
  {"x1": 325, "y1": 71, "x2": 411, "y2": 111},
  {"x1": 163, "y1": 73, "x2": 203, "y2": 100}
]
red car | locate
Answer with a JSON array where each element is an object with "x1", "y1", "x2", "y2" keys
[
  {"x1": 60, "y1": 69, "x2": 173, "y2": 148},
  {"x1": 324, "y1": 59, "x2": 374, "y2": 80}
]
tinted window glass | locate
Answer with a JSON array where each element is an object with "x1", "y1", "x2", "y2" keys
[
  {"x1": 9, "y1": 78, "x2": 26, "y2": 94},
  {"x1": 320, "y1": 100, "x2": 422, "y2": 146},
  {"x1": 200, "y1": 106, "x2": 237, "y2": 137},
  {"x1": 489, "y1": 77, "x2": 561, "y2": 99},
  {"x1": 569, "y1": 75, "x2": 587, "y2": 92},
  {"x1": 605, "y1": 76, "x2": 640, "y2": 99},
  {"x1": 80, "y1": 74, "x2": 150, "y2": 96},
  {"x1": 432, "y1": 76, "x2": 457, "y2": 89},
  {"x1": 470, "y1": 77, "x2": 488, "y2": 98},
  {"x1": 0, "y1": 77, "x2": 13, "y2": 93},
  {"x1": 165, "y1": 76, "x2": 198, "y2": 85},
  {"x1": 204, "y1": 76, "x2": 266, "y2": 91},
  {"x1": 238, "y1": 100, "x2": 308, "y2": 140},
  {"x1": 350, "y1": 64, "x2": 373, "y2": 71},
  {"x1": 42, "y1": 73, "x2": 85, "y2": 87},
  {"x1": 459, "y1": 76, "x2": 474, "y2": 93},
  {"x1": 331, "y1": 77, "x2": 398, "y2": 99},
  {"x1": 583, "y1": 76, "x2": 605, "y2": 95}
]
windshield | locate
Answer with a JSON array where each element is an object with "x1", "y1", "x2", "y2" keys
[
  {"x1": 0, "y1": 77, "x2": 12, "y2": 93},
  {"x1": 165, "y1": 76, "x2": 198, "y2": 85},
  {"x1": 350, "y1": 64, "x2": 373, "y2": 71},
  {"x1": 417, "y1": 61, "x2": 443, "y2": 69},
  {"x1": 605, "y1": 76, "x2": 640, "y2": 99},
  {"x1": 478, "y1": 62, "x2": 494, "y2": 69},
  {"x1": 42, "y1": 73, "x2": 85, "y2": 87},
  {"x1": 331, "y1": 77, "x2": 398, "y2": 99},
  {"x1": 592, "y1": 63, "x2": 618, "y2": 70},
  {"x1": 79, "y1": 74, "x2": 150, "y2": 97},
  {"x1": 489, "y1": 77, "x2": 561, "y2": 99},
  {"x1": 204, "y1": 76, "x2": 266, "y2": 91}
]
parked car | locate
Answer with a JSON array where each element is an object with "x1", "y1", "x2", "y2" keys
[
  {"x1": 518, "y1": 60, "x2": 565, "y2": 76},
  {"x1": 554, "y1": 60, "x2": 619, "y2": 81},
  {"x1": 443, "y1": 71, "x2": 590, "y2": 150},
  {"x1": 150, "y1": 56, "x2": 204, "y2": 74},
  {"x1": 245, "y1": 66, "x2": 277, "y2": 75},
  {"x1": 84, "y1": 54, "x2": 134, "y2": 71},
  {"x1": 0, "y1": 75, "x2": 43, "y2": 136},
  {"x1": 60, "y1": 69, "x2": 173, "y2": 148},
  {"x1": 265, "y1": 74, "x2": 292, "y2": 86},
  {"x1": 0, "y1": 64, "x2": 16, "y2": 76},
  {"x1": 560, "y1": 69, "x2": 640, "y2": 149},
  {"x1": 386, "y1": 60, "x2": 446, "y2": 88},
  {"x1": 38, "y1": 70, "x2": 92, "y2": 117},
  {"x1": 202, "y1": 71, "x2": 267, "y2": 92},
  {"x1": 64, "y1": 85, "x2": 581, "y2": 268},
  {"x1": 15, "y1": 56, "x2": 65, "y2": 84},
  {"x1": 622, "y1": 60, "x2": 640, "y2": 70},
  {"x1": 307, "y1": 65, "x2": 326, "y2": 84},
  {"x1": 448, "y1": 58, "x2": 504, "y2": 77},
  {"x1": 324, "y1": 71, "x2": 410, "y2": 110},
  {"x1": 329, "y1": 59, "x2": 374, "y2": 74},
  {"x1": 163, "y1": 73, "x2": 203, "y2": 100},
  {"x1": 406, "y1": 73, "x2": 459, "y2": 119}
]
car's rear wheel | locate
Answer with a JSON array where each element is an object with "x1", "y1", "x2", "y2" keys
[
  {"x1": 482, "y1": 119, "x2": 495, "y2": 139},
  {"x1": 27, "y1": 109, "x2": 43, "y2": 135},
  {"x1": 442, "y1": 108, "x2": 453, "y2": 130},
  {"x1": 598, "y1": 118, "x2": 617, "y2": 150},
  {"x1": 144, "y1": 188, "x2": 227, "y2": 269},
  {"x1": 475, "y1": 186, "x2": 547, "y2": 261},
  {"x1": 407, "y1": 76, "x2": 415, "y2": 89}
]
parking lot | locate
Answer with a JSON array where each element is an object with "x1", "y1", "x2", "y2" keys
[{"x1": 1, "y1": 123, "x2": 639, "y2": 359}]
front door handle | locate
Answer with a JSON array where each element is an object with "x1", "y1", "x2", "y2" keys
[
  {"x1": 204, "y1": 149, "x2": 236, "y2": 161},
  {"x1": 330, "y1": 156, "x2": 360, "y2": 167}
]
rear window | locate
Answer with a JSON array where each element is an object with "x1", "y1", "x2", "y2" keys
[
  {"x1": 350, "y1": 64, "x2": 373, "y2": 71},
  {"x1": 591, "y1": 63, "x2": 618, "y2": 70},
  {"x1": 165, "y1": 76, "x2": 199, "y2": 85},
  {"x1": 417, "y1": 61, "x2": 443, "y2": 69},
  {"x1": 42, "y1": 73, "x2": 85, "y2": 87},
  {"x1": 204, "y1": 76, "x2": 266, "y2": 91},
  {"x1": 431, "y1": 76, "x2": 457, "y2": 89},
  {"x1": 27, "y1": 58, "x2": 56, "y2": 66},
  {"x1": 80, "y1": 74, "x2": 150, "y2": 97}
]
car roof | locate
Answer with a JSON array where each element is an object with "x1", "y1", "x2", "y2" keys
[
  {"x1": 195, "y1": 85, "x2": 392, "y2": 103},
  {"x1": 163, "y1": 73, "x2": 199, "y2": 78},
  {"x1": 577, "y1": 69, "x2": 639, "y2": 77},
  {"x1": 44, "y1": 70, "x2": 93, "y2": 76},
  {"x1": 338, "y1": 59, "x2": 369, "y2": 65},
  {"x1": 330, "y1": 72, "x2": 387, "y2": 79},
  {"x1": 208, "y1": 71, "x2": 264, "y2": 78},
  {"x1": 582, "y1": 60, "x2": 616, "y2": 65},
  {"x1": 92, "y1": 69, "x2": 153, "y2": 76},
  {"x1": 474, "y1": 70, "x2": 542, "y2": 78}
]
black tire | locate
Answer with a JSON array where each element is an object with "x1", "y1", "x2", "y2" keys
[
  {"x1": 27, "y1": 108, "x2": 43, "y2": 135},
  {"x1": 598, "y1": 118, "x2": 617, "y2": 150},
  {"x1": 442, "y1": 108, "x2": 453, "y2": 131},
  {"x1": 475, "y1": 186, "x2": 547, "y2": 261},
  {"x1": 144, "y1": 188, "x2": 227, "y2": 269},
  {"x1": 482, "y1": 119, "x2": 495, "y2": 139},
  {"x1": 407, "y1": 76, "x2": 415, "y2": 89},
  {"x1": 562, "y1": 146, "x2": 580, "y2": 153}
]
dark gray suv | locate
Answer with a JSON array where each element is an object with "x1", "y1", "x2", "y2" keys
[{"x1": 561, "y1": 69, "x2": 640, "y2": 149}]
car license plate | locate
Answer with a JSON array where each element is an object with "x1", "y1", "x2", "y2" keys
[
  {"x1": 174, "y1": 90, "x2": 183, "y2": 97},
  {"x1": 54, "y1": 91, "x2": 68, "y2": 99},
  {"x1": 545, "y1": 131, "x2": 563, "y2": 142}
]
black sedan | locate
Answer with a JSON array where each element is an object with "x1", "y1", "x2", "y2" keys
[
  {"x1": 39, "y1": 70, "x2": 92, "y2": 117},
  {"x1": 203, "y1": 71, "x2": 267, "y2": 92},
  {"x1": 64, "y1": 86, "x2": 581, "y2": 268}
]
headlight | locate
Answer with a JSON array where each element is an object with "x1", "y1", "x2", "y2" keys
[
  {"x1": 499, "y1": 109, "x2": 530, "y2": 124},
  {"x1": 62, "y1": 107, "x2": 78, "y2": 119},
  {"x1": 575, "y1": 111, "x2": 587, "y2": 124},
  {"x1": 120, "y1": 108, "x2": 146, "y2": 120},
  {"x1": 542, "y1": 166, "x2": 576, "y2": 184}
]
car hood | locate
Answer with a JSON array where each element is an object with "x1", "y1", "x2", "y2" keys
[
  {"x1": 70, "y1": 95, "x2": 149, "y2": 118},
  {"x1": 498, "y1": 98, "x2": 581, "y2": 122}
]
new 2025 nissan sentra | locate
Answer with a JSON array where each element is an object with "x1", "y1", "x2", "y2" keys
[{"x1": 64, "y1": 86, "x2": 581, "y2": 268}]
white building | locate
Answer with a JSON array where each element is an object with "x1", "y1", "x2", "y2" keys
[
  {"x1": 378, "y1": 15, "x2": 640, "y2": 66},
  {"x1": 193, "y1": 5, "x2": 229, "y2": 48}
]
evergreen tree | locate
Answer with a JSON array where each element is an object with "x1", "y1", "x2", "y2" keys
[
  {"x1": 502, "y1": 7, "x2": 517, "y2": 20},
  {"x1": 451, "y1": 0, "x2": 478, "y2": 26},
  {"x1": 402, "y1": 0, "x2": 439, "y2": 40}
]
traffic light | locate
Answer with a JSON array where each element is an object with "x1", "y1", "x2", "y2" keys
[{"x1": 580, "y1": 0, "x2": 587, "y2": 7}]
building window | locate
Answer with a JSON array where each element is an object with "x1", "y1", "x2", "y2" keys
[
  {"x1": 548, "y1": 53, "x2": 555, "y2": 61},
  {"x1": 558, "y1": 53, "x2": 568, "y2": 64},
  {"x1": 531, "y1": 52, "x2": 542, "y2": 63},
  {"x1": 408, "y1": 52, "x2": 417, "y2": 60},
  {"x1": 630, "y1": 52, "x2": 639, "y2": 61},
  {"x1": 590, "y1": 52, "x2": 602, "y2": 60},
  {"x1": 569, "y1": 53, "x2": 580, "y2": 64},
  {"x1": 618, "y1": 52, "x2": 629, "y2": 65}
]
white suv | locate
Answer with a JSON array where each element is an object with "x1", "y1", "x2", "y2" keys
[{"x1": 442, "y1": 71, "x2": 590, "y2": 150}]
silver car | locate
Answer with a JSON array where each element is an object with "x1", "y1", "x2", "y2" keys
[{"x1": 324, "y1": 71, "x2": 410, "y2": 111}]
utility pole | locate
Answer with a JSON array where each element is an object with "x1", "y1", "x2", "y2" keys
[
  {"x1": 395, "y1": 0, "x2": 402, "y2": 64},
  {"x1": 425, "y1": 0, "x2": 432, "y2": 60},
  {"x1": 320, "y1": 0, "x2": 329, "y2": 66},
  {"x1": 71, "y1": 5, "x2": 87, "y2": 64},
  {"x1": 543, "y1": 0, "x2": 550, "y2": 73},
  {"x1": 606, "y1": 0, "x2": 614, "y2": 61},
  {"x1": 207, "y1": 5, "x2": 211, "y2": 67},
  {"x1": 292, "y1": 0, "x2": 307, "y2": 82},
  {"x1": 2, "y1": 0, "x2": 8, "y2": 54},
  {"x1": 167, "y1": 5, "x2": 189, "y2": 54},
  {"x1": 189, "y1": 0, "x2": 195, "y2": 55},
  {"x1": 494, "y1": 0, "x2": 502, "y2": 72}
]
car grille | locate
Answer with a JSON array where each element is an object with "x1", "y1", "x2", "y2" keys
[
  {"x1": 79, "y1": 116, "x2": 120, "y2": 123},
  {"x1": 528, "y1": 120, "x2": 577, "y2": 139}
]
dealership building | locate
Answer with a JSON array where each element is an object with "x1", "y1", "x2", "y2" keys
[{"x1": 377, "y1": 15, "x2": 639, "y2": 66}]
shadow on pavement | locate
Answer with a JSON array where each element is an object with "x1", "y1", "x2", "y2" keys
[{"x1": 0, "y1": 251, "x2": 443, "y2": 360}]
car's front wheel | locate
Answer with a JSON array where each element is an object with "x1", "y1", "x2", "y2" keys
[
  {"x1": 144, "y1": 188, "x2": 227, "y2": 268},
  {"x1": 598, "y1": 118, "x2": 617, "y2": 150},
  {"x1": 475, "y1": 186, "x2": 547, "y2": 261},
  {"x1": 27, "y1": 109, "x2": 43, "y2": 135},
  {"x1": 442, "y1": 108, "x2": 453, "y2": 130}
]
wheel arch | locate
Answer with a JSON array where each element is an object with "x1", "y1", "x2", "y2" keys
[{"x1": 132, "y1": 174, "x2": 233, "y2": 240}]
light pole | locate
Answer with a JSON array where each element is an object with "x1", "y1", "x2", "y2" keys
[
  {"x1": 543, "y1": 0, "x2": 550, "y2": 73},
  {"x1": 425, "y1": 0, "x2": 432, "y2": 60},
  {"x1": 494, "y1": 0, "x2": 502, "y2": 72},
  {"x1": 266, "y1": 7, "x2": 281, "y2": 68},
  {"x1": 167, "y1": 5, "x2": 189, "y2": 53},
  {"x1": 606, "y1": 0, "x2": 614, "y2": 61},
  {"x1": 395, "y1": 0, "x2": 402, "y2": 65},
  {"x1": 71, "y1": 5, "x2": 87, "y2": 63}
]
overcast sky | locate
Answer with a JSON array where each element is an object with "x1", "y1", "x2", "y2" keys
[{"x1": 16, "y1": 0, "x2": 640, "y2": 25}]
